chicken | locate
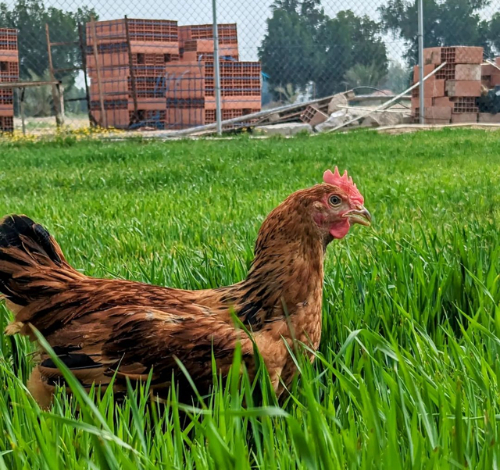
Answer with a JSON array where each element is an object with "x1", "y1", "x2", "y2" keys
[{"x1": 0, "y1": 168, "x2": 370, "y2": 408}]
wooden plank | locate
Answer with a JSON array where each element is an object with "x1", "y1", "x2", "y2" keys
[
  {"x1": 90, "y1": 17, "x2": 107, "y2": 128},
  {"x1": 78, "y1": 22, "x2": 94, "y2": 127},
  {"x1": 0, "y1": 81, "x2": 60, "y2": 89}
]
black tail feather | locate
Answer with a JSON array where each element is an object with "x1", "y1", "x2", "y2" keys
[{"x1": 0, "y1": 215, "x2": 62, "y2": 265}]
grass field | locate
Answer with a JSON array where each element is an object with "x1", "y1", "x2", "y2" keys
[{"x1": 0, "y1": 129, "x2": 499, "y2": 469}]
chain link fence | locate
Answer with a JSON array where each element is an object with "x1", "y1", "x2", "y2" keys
[{"x1": 0, "y1": 0, "x2": 499, "y2": 133}]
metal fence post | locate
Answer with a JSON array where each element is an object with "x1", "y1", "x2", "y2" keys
[
  {"x1": 212, "y1": 0, "x2": 222, "y2": 136},
  {"x1": 418, "y1": 0, "x2": 424, "y2": 124}
]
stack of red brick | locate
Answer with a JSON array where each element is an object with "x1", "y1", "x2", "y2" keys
[
  {"x1": 0, "y1": 28, "x2": 19, "y2": 132},
  {"x1": 412, "y1": 46, "x2": 484, "y2": 124},
  {"x1": 162, "y1": 23, "x2": 261, "y2": 129},
  {"x1": 86, "y1": 19, "x2": 180, "y2": 129},
  {"x1": 86, "y1": 19, "x2": 262, "y2": 130}
]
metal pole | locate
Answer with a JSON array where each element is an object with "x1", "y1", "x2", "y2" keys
[
  {"x1": 212, "y1": 0, "x2": 222, "y2": 135},
  {"x1": 418, "y1": 0, "x2": 424, "y2": 124},
  {"x1": 20, "y1": 88, "x2": 25, "y2": 136},
  {"x1": 124, "y1": 16, "x2": 138, "y2": 126}
]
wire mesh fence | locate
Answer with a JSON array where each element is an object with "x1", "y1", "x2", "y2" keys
[{"x1": 0, "y1": 0, "x2": 499, "y2": 133}]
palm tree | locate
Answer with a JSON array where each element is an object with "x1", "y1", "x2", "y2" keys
[
  {"x1": 274, "y1": 83, "x2": 299, "y2": 104},
  {"x1": 343, "y1": 63, "x2": 386, "y2": 89}
]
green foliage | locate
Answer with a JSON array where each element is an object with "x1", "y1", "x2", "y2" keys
[
  {"x1": 381, "y1": 60, "x2": 411, "y2": 94},
  {"x1": 489, "y1": 12, "x2": 500, "y2": 53},
  {"x1": 259, "y1": 1, "x2": 388, "y2": 98},
  {"x1": 17, "y1": 69, "x2": 87, "y2": 117},
  {"x1": 380, "y1": 0, "x2": 495, "y2": 64},
  {"x1": 343, "y1": 63, "x2": 386, "y2": 89},
  {"x1": 0, "y1": 0, "x2": 97, "y2": 86},
  {"x1": 274, "y1": 83, "x2": 299, "y2": 104},
  {"x1": 0, "y1": 129, "x2": 500, "y2": 467}
]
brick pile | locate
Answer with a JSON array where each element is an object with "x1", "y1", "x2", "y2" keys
[
  {"x1": 162, "y1": 23, "x2": 261, "y2": 129},
  {"x1": 86, "y1": 20, "x2": 261, "y2": 130},
  {"x1": 0, "y1": 28, "x2": 19, "y2": 132},
  {"x1": 86, "y1": 19, "x2": 180, "y2": 129},
  {"x1": 479, "y1": 59, "x2": 500, "y2": 123},
  {"x1": 412, "y1": 46, "x2": 483, "y2": 124}
]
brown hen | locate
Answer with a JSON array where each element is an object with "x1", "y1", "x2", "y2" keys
[{"x1": 0, "y1": 168, "x2": 370, "y2": 407}]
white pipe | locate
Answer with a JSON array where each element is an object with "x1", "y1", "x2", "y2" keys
[
  {"x1": 326, "y1": 62, "x2": 447, "y2": 133},
  {"x1": 212, "y1": 0, "x2": 222, "y2": 136},
  {"x1": 418, "y1": 0, "x2": 425, "y2": 124}
]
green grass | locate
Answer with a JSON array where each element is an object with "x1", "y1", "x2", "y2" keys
[{"x1": 0, "y1": 129, "x2": 499, "y2": 469}]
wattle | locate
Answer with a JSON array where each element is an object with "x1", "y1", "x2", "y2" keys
[{"x1": 329, "y1": 219, "x2": 350, "y2": 239}]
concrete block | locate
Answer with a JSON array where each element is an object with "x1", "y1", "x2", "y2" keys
[{"x1": 254, "y1": 123, "x2": 313, "y2": 136}]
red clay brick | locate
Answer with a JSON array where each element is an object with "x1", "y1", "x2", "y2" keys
[
  {"x1": 490, "y1": 74, "x2": 500, "y2": 87},
  {"x1": 413, "y1": 79, "x2": 445, "y2": 98},
  {"x1": 413, "y1": 64, "x2": 435, "y2": 82},
  {"x1": 424, "y1": 106, "x2": 452, "y2": 120},
  {"x1": 441, "y1": 46, "x2": 483, "y2": 64},
  {"x1": 451, "y1": 112, "x2": 477, "y2": 123},
  {"x1": 481, "y1": 64, "x2": 497, "y2": 77},
  {"x1": 446, "y1": 80, "x2": 481, "y2": 97},
  {"x1": 455, "y1": 64, "x2": 481, "y2": 81},
  {"x1": 423, "y1": 47, "x2": 442, "y2": 65},
  {"x1": 412, "y1": 97, "x2": 432, "y2": 111},
  {"x1": 422, "y1": 117, "x2": 450, "y2": 125},
  {"x1": 482, "y1": 79, "x2": 491, "y2": 89},
  {"x1": 433, "y1": 97, "x2": 453, "y2": 107},
  {"x1": 478, "y1": 113, "x2": 500, "y2": 123}
]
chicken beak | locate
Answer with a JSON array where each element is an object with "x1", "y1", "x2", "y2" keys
[{"x1": 344, "y1": 207, "x2": 372, "y2": 227}]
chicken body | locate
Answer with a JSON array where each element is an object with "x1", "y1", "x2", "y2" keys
[{"x1": 0, "y1": 177, "x2": 370, "y2": 407}]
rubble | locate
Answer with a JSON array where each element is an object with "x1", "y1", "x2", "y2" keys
[{"x1": 254, "y1": 123, "x2": 313, "y2": 136}]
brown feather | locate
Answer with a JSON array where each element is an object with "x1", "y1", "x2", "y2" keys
[{"x1": 0, "y1": 184, "x2": 367, "y2": 406}]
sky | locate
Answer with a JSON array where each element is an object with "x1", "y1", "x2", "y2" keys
[
  {"x1": 37, "y1": 0, "x2": 405, "y2": 61},
  {"x1": 26, "y1": 0, "x2": 409, "y2": 89}
]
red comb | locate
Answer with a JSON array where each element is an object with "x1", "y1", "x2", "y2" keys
[{"x1": 323, "y1": 167, "x2": 364, "y2": 204}]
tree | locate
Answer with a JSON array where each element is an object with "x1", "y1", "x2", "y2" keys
[
  {"x1": 259, "y1": 2, "x2": 388, "y2": 99},
  {"x1": 274, "y1": 83, "x2": 300, "y2": 104},
  {"x1": 381, "y1": 60, "x2": 411, "y2": 94},
  {"x1": 379, "y1": 0, "x2": 492, "y2": 65},
  {"x1": 315, "y1": 11, "x2": 388, "y2": 97},
  {"x1": 489, "y1": 13, "x2": 500, "y2": 54},
  {"x1": 0, "y1": 0, "x2": 97, "y2": 86},
  {"x1": 343, "y1": 64, "x2": 386, "y2": 89},
  {"x1": 258, "y1": 1, "x2": 317, "y2": 93}
]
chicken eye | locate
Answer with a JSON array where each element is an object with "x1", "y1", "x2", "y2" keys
[{"x1": 329, "y1": 195, "x2": 342, "y2": 206}]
